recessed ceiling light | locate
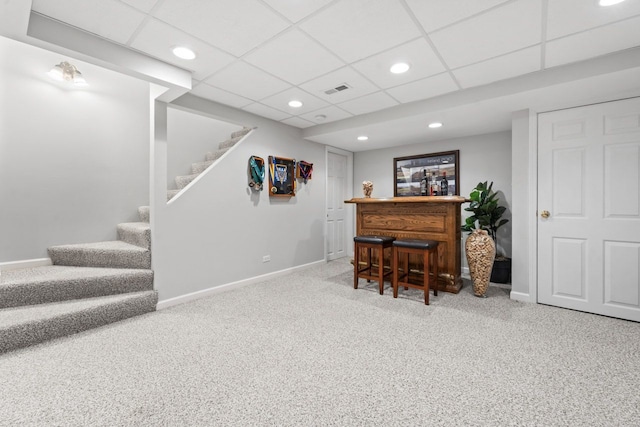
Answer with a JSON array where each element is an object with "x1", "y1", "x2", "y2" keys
[
  {"x1": 288, "y1": 100, "x2": 303, "y2": 108},
  {"x1": 599, "y1": 0, "x2": 625, "y2": 5},
  {"x1": 315, "y1": 114, "x2": 327, "y2": 121},
  {"x1": 428, "y1": 122, "x2": 443, "y2": 129},
  {"x1": 172, "y1": 46, "x2": 196, "y2": 60},
  {"x1": 357, "y1": 135, "x2": 369, "y2": 141},
  {"x1": 390, "y1": 62, "x2": 411, "y2": 74}
]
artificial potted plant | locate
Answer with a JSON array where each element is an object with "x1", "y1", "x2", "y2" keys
[{"x1": 461, "y1": 182, "x2": 511, "y2": 288}]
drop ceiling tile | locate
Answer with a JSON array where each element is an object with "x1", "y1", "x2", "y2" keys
[
  {"x1": 242, "y1": 103, "x2": 292, "y2": 121},
  {"x1": 204, "y1": 61, "x2": 291, "y2": 101},
  {"x1": 405, "y1": 0, "x2": 510, "y2": 33},
  {"x1": 260, "y1": 87, "x2": 329, "y2": 116},
  {"x1": 131, "y1": 19, "x2": 236, "y2": 80},
  {"x1": 299, "y1": 0, "x2": 421, "y2": 63},
  {"x1": 386, "y1": 73, "x2": 458, "y2": 103},
  {"x1": 299, "y1": 67, "x2": 379, "y2": 103},
  {"x1": 352, "y1": 38, "x2": 446, "y2": 89},
  {"x1": 299, "y1": 106, "x2": 353, "y2": 124},
  {"x1": 153, "y1": 0, "x2": 290, "y2": 56},
  {"x1": 120, "y1": 0, "x2": 159, "y2": 13},
  {"x1": 547, "y1": 0, "x2": 640, "y2": 40},
  {"x1": 337, "y1": 91, "x2": 399, "y2": 115},
  {"x1": 244, "y1": 30, "x2": 344, "y2": 85},
  {"x1": 546, "y1": 16, "x2": 640, "y2": 68},
  {"x1": 430, "y1": 0, "x2": 541, "y2": 69},
  {"x1": 281, "y1": 117, "x2": 316, "y2": 128},
  {"x1": 453, "y1": 46, "x2": 541, "y2": 88},
  {"x1": 191, "y1": 83, "x2": 253, "y2": 109},
  {"x1": 262, "y1": 0, "x2": 334, "y2": 23},
  {"x1": 31, "y1": 0, "x2": 146, "y2": 44}
]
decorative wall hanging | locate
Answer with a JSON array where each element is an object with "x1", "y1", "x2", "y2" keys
[
  {"x1": 297, "y1": 160, "x2": 313, "y2": 182},
  {"x1": 393, "y1": 150, "x2": 459, "y2": 197},
  {"x1": 268, "y1": 156, "x2": 296, "y2": 197},
  {"x1": 248, "y1": 155, "x2": 265, "y2": 191}
]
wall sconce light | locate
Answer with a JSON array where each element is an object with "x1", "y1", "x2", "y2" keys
[{"x1": 47, "y1": 61, "x2": 88, "y2": 86}]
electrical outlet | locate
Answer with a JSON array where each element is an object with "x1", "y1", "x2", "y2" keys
[{"x1": 262, "y1": 255, "x2": 271, "y2": 263}]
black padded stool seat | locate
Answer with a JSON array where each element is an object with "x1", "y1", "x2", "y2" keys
[
  {"x1": 353, "y1": 235, "x2": 396, "y2": 295},
  {"x1": 392, "y1": 239, "x2": 439, "y2": 305}
]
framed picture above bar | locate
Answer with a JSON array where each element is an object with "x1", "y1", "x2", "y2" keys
[{"x1": 393, "y1": 150, "x2": 459, "y2": 197}]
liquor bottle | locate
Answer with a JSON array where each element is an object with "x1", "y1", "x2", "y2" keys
[
  {"x1": 431, "y1": 171, "x2": 438, "y2": 196},
  {"x1": 420, "y1": 169, "x2": 428, "y2": 196},
  {"x1": 441, "y1": 171, "x2": 449, "y2": 196}
]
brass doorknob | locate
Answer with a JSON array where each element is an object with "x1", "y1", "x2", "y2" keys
[{"x1": 540, "y1": 210, "x2": 550, "y2": 218}]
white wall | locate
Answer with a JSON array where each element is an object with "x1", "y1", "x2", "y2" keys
[
  {"x1": 166, "y1": 107, "x2": 242, "y2": 189},
  {"x1": 153, "y1": 95, "x2": 326, "y2": 302},
  {"x1": 353, "y1": 131, "x2": 513, "y2": 261},
  {"x1": 0, "y1": 36, "x2": 149, "y2": 262},
  {"x1": 510, "y1": 110, "x2": 536, "y2": 301}
]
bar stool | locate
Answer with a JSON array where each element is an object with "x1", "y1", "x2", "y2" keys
[
  {"x1": 353, "y1": 235, "x2": 395, "y2": 295},
  {"x1": 392, "y1": 239, "x2": 439, "y2": 305}
]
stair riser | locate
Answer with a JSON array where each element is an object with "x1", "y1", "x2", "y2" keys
[
  {"x1": 49, "y1": 249, "x2": 151, "y2": 269},
  {"x1": 138, "y1": 206, "x2": 150, "y2": 223},
  {"x1": 0, "y1": 292, "x2": 158, "y2": 354},
  {"x1": 218, "y1": 135, "x2": 242, "y2": 150},
  {"x1": 205, "y1": 148, "x2": 228, "y2": 162},
  {"x1": 191, "y1": 160, "x2": 214, "y2": 174},
  {"x1": 167, "y1": 190, "x2": 180, "y2": 201},
  {"x1": 117, "y1": 226, "x2": 151, "y2": 250},
  {"x1": 175, "y1": 175, "x2": 197, "y2": 190},
  {"x1": 0, "y1": 272, "x2": 153, "y2": 309},
  {"x1": 231, "y1": 128, "x2": 250, "y2": 139}
]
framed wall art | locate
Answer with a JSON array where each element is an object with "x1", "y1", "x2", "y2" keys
[
  {"x1": 268, "y1": 155, "x2": 296, "y2": 197},
  {"x1": 393, "y1": 150, "x2": 459, "y2": 197}
]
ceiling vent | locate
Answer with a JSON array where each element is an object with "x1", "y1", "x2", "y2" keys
[{"x1": 324, "y1": 83, "x2": 351, "y2": 95}]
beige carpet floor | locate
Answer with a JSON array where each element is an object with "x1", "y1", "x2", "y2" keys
[{"x1": 1, "y1": 258, "x2": 638, "y2": 426}]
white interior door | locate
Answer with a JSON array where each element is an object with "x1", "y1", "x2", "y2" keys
[
  {"x1": 537, "y1": 97, "x2": 640, "y2": 322},
  {"x1": 327, "y1": 151, "x2": 347, "y2": 260}
]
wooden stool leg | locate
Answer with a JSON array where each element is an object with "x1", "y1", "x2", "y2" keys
[
  {"x1": 403, "y1": 251, "x2": 409, "y2": 290},
  {"x1": 432, "y1": 249, "x2": 438, "y2": 296},
  {"x1": 393, "y1": 246, "x2": 399, "y2": 298},
  {"x1": 423, "y1": 249, "x2": 430, "y2": 305},
  {"x1": 378, "y1": 246, "x2": 384, "y2": 295},
  {"x1": 353, "y1": 243, "x2": 359, "y2": 289},
  {"x1": 366, "y1": 247, "x2": 372, "y2": 282}
]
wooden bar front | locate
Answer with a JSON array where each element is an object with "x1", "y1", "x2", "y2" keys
[{"x1": 345, "y1": 196, "x2": 466, "y2": 293}]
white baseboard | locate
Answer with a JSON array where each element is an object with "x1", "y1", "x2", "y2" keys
[
  {"x1": 510, "y1": 291, "x2": 532, "y2": 303},
  {"x1": 0, "y1": 258, "x2": 52, "y2": 272},
  {"x1": 157, "y1": 259, "x2": 326, "y2": 310}
]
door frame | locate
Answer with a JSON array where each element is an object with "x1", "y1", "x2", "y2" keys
[{"x1": 325, "y1": 146, "x2": 354, "y2": 261}]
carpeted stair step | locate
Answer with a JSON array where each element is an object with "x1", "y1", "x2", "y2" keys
[
  {"x1": 117, "y1": 222, "x2": 151, "y2": 249},
  {"x1": 218, "y1": 135, "x2": 243, "y2": 150},
  {"x1": 0, "y1": 266, "x2": 153, "y2": 309},
  {"x1": 205, "y1": 147, "x2": 229, "y2": 162},
  {"x1": 167, "y1": 189, "x2": 180, "y2": 201},
  {"x1": 138, "y1": 206, "x2": 150, "y2": 223},
  {"x1": 48, "y1": 241, "x2": 151, "y2": 269},
  {"x1": 0, "y1": 291, "x2": 157, "y2": 353},
  {"x1": 191, "y1": 159, "x2": 215, "y2": 175},
  {"x1": 231, "y1": 127, "x2": 251, "y2": 139},
  {"x1": 175, "y1": 173, "x2": 199, "y2": 190}
]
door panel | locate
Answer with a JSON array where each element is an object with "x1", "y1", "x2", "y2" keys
[
  {"x1": 538, "y1": 97, "x2": 640, "y2": 322},
  {"x1": 327, "y1": 152, "x2": 347, "y2": 260}
]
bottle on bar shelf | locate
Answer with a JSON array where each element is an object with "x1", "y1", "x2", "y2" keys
[
  {"x1": 441, "y1": 171, "x2": 449, "y2": 196},
  {"x1": 430, "y1": 171, "x2": 438, "y2": 196},
  {"x1": 420, "y1": 169, "x2": 428, "y2": 196}
]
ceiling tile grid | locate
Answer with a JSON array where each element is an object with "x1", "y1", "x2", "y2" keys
[{"x1": 29, "y1": 0, "x2": 640, "y2": 128}]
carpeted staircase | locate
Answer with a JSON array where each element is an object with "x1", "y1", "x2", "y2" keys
[
  {"x1": 167, "y1": 127, "x2": 251, "y2": 201},
  {"x1": 0, "y1": 207, "x2": 156, "y2": 354},
  {"x1": 0, "y1": 126, "x2": 252, "y2": 353}
]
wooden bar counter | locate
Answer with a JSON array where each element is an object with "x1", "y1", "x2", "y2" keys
[{"x1": 345, "y1": 196, "x2": 466, "y2": 293}]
